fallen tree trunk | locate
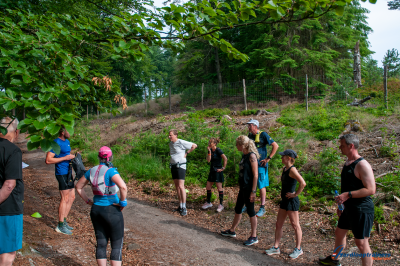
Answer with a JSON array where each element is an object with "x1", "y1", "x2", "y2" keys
[{"x1": 347, "y1": 96, "x2": 371, "y2": 106}]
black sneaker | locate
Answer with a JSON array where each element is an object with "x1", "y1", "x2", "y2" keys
[
  {"x1": 318, "y1": 255, "x2": 341, "y2": 266},
  {"x1": 221, "y1": 229, "x2": 236, "y2": 238},
  {"x1": 180, "y1": 208, "x2": 187, "y2": 216},
  {"x1": 244, "y1": 236, "x2": 258, "y2": 246},
  {"x1": 174, "y1": 206, "x2": 182, "y2": 212}
]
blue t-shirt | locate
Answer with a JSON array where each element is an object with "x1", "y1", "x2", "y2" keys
[
  {"x1": 248, "y1": 131, "x2": 275, "y2": 168},
  {"x1": 84, "y1": 163, "x2": 120, "y2": 206},
  {"x1": 50, "y1": 138, "x2": 71, "y2": 175}
]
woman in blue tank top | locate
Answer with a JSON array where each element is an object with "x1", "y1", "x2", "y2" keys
[
  {"x1": 76, "y1": 146, "x2": 128, "y2": 266},
  {"x1": 265, "y1": 149, "x2": 306, "y2": 260}
]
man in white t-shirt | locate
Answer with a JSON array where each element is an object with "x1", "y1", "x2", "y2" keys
[{"x1": 168, "y1": 129, "x2": 197, "y2": 216}]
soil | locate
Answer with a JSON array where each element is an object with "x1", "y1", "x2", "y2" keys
[{"x1": 13, "y1": 110, "x2": 400, "y2": 265}]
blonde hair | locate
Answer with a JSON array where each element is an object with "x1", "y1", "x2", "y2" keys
[
  {"x1": 236, "y1": 135, "x2": 260, "y2": 159},
  {"x1": 0, "y1": 117, "x2": 19, "y2": 134}
]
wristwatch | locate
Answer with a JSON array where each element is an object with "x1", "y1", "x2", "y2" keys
[
  {"x1": 348, "y1": 191, "x2": 352, "y2": 198},
  {"x1": 267, "y1": 155, "x2": 271, "y2": 160},
  {"x1": 252, "y1": 190, "x2": 257, "y2": 194}
]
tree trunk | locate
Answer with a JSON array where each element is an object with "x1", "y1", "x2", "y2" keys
[
  {"x1": 215, "y1": 47, "x2": 223, "y2": 96},
  {"x1": 353, "y1": 40, "x2": 362, "y2": 88}
]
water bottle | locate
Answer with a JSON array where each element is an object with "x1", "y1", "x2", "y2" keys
[{"x1": 334, "y1": 190, "x2": 344, "y2": 211}]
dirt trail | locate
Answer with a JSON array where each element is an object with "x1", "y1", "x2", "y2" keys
[{"x1": 14, "y1": 134, "x2": 287, "y2": 266}]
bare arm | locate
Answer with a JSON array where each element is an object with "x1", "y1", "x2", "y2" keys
[
  {"x1": 249, "y1": 153, "x2": 258, "y2": 202},
  {"x1": 0, "y1": 180, "x2": 16, "y2": 204},
  {"x1": 184, "y1": 143, "x2": 197, "y2": 158},
  {"x1": 75, "y1": 177, "x2": 92, "y2": 204},
  {"x1": 206, "y1": 146, "x2": 211, "y2": 163},
  {"x1": 261, "y1": 141, "x2": 279, "y2": 166},
  {"x1": 336, "y1": 160, "x2": 376, "y2": 204},
  {"x1": 45, "y1": 151, "x2": 75, "y2": 165},
  {"x1": 216, "y1": 154, "x2": 228, "y2": 172},
  {"x1": 286, "y1": 167, "x2": 306, "y2": 198},
  {"x1": 111, "y1": 174, "x2": 127, "y2": 202}
]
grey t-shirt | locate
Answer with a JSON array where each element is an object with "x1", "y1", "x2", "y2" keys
[{"x1": 169, "y1": 139, "x2": 194, "y2": 170}]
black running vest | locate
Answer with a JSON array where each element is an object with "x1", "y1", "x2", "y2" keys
[
  {"x1": 281, "y1": 166, "x2": 298, "y2": 200},
  {"x1": 238, "y1": 152, "x2": 255, "y2": 190},
  {"x1": 341, "y1": 157, "x2": 374, "y2": 213}
]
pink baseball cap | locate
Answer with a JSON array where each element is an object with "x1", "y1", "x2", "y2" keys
[{"x1": 99, "y1": 146, "x2": 112, "y2": 161}]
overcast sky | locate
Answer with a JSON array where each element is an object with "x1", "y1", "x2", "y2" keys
[
  {"x1": 151, "y1": 0, "x2": 399, "y2": 67},
  {"x1": 361, "y1": 0, "x2": 400, "y2": 66}
]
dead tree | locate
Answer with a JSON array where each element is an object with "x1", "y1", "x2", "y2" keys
[
  {"x1": 347, "y1": 96, "x2": 371, "y2": 106},
  {"x1": 353, "y1": 40, "x2": 362, "y2": 88}
]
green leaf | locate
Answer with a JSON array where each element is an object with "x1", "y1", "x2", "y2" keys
[
  {"x1": 0, "y1": 126, "x2": 7, "y2": 136},
  {"x1": 335, "y1": 6, "x2": 345, "y2": 16},
  {"x1": 3, "y1": 101, "x2": 17, "y2": 111},
  {"x1": 6, "y1": 89, "x2": 16, "y2": 99},
  {"x1": 33, "y1": 101, "x2": 46, "y2": 109},
  {"x1": 38, "y1": 93, "x2": 51, "y2": 102},
  {"x1": 64, "y1": 124, "x2": 74, "y2": 136},
  {"x1": 40, "y1": 139, "x2": 52, "y2": 152},
  {"x1": 33, "y1": 121, "x2": 46, "y2": 130},
  {"x1": 10, "y1": 79, "x2": 23, "y2": 85},
  {"x1": 27, "y1": 140, "x2": 41, "y2": 151},
  {"x1": 50, "y1": 141, "x2": 61, "y2": 155},
  {"x1": 369, "y1": 0, "x2": 377, "y2": 3},
  {"x1": 46, "y1": 123, "x2": 61, "y2": 135},
  {"x1": 30, "y1": 135, "x2": 42, "y2": 143}
]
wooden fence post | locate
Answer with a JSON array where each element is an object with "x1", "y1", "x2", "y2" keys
[
  {"x1": 384, "y1": 65, "x2": 388, "y2": 110},
  {"x1": 305, "y1": 74, "x2": 308, "y2": 111},
  {"x1": 201, "y1": 83, "x2": 204, "y2": 110},
  {"x1": 243, "y1": 79, "x2": 247, "y2": 111},
  {"x1": 169, "y1": 86, "x2": 172, "y2": 114}
]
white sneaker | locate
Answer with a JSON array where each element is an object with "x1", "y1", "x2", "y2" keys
[
  {"x1": 217, "y1": 204, "x2": 224, "y2": 212},
  {"x1": 202, "y1": 202, "x2": 213, "y2": 209}
]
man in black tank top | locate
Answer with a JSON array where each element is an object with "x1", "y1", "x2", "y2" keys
[{"x1": 319, "y1": 134, "x2": 376, "y2": 266}]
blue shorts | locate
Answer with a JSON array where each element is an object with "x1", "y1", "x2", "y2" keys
[
  {"x1": 0, "y1": 214, "x2": 23, "y2": 254},
  {"x1": 257, "y1": 165, "x2": 269, "y2": 189}
]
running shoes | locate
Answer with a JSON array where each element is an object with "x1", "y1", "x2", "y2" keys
[
  {"x1": 202, "y1": 202, "x2": 213, "y2": 209},
  {"x1": 244, "y1": 236, "x2": 258, "y2": 246},
  {"x1": 256, "y1": 207, "x2": 266, "y2": 217},
  {"x1": 55, "y1": 224, "x2": 72, "y2": 235},
  {"x1": 221, "y1": 229, "x2": 236, "y2": 237},
  {"x1": 174, "y1": 206, "x2": 182, "y2": 212},
  {"x1": 180, "y1": 208, "x2": 187, "y2": 216},
  {"x1": 289, "y1": 248, "x2": 303, "y2": 259},
  {"x1": 265, "y1": 246, "x2": 280, "y2": 255},
  {"x1": 216, "y1": 204, "x2": 224, "y2": 212},
  {"x1": 318, "y1": 255, "x2": 341, "y2": 266},
  {"x1": 64, "y1": 222, "x2": 74, "y2": 230}
]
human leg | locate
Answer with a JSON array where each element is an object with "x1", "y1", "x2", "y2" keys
[
  {"x1": 108, "y1": 207, "x2": 124, "y2": 266},
  {"x1": 206, "y1": 181, "x2": 213, "y2": 203},
  {"x1": 355, "y1": 238, "x2": 372, "y2": 266},
  {"x1": 173, "y1": 179, "x2": 182, "y2": 203},
  {"x1": 216, "y1": 182, "x2": 224, "y2": 212},
  {"x1": 260, "y1": 187, "x2": 266, "y2": 206},
  {"x1": 0, "y1": 252, "x2": 16, "y2": 266},
  {"x1": 274, "y1": 208, "x2": 288, "y2": 248},
  {"x1": 287, "y1": 211, "x2": 302, "y2": 249},
  {"x1": 177, "y1": 179, "x2": 186, "y2": 204},
  {"x1": 90, "y1": 205, "x2": 109, "y2": 265}
]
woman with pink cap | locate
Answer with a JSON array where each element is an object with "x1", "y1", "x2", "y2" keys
[{"x1": 76, "y1": 146, "x2": 128, "y2": 266}]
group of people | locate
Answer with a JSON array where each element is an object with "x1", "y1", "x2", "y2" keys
[{"x1": 0, "y1": 116, "x2": 376, "y2": 266}]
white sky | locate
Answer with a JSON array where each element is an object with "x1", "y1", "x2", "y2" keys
[
  {"x1": 151, "y1": 0, "x2": 400, "y2": 67},
  {"x1": 360, "y1": 0, "x2": 400, "y2": 67}
]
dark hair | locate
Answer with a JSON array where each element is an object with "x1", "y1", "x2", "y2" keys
[
  {"x1": 169, "y1": 129, "x2": 178, "y2": 136},
  {"x1": 340, "y1": 134, "x2": 359, "y2": 149},
  {"x1": 59, "y1": 125, "x2": 66, "y2": 136},
  {"x1": 209, "y1": 137, "x2": 220, "y2": 145}
]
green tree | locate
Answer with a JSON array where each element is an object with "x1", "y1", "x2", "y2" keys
[
  {"x1": 382, "y1": 49, "x2": 400, "y2": 78},
  {"x1": 0, "y1": 0, "x2": 377, "y2": 150},
  {"x1": 388, "y1": 0, "x2": 400, "y2": 10},
  {"x1": 362, "y1": 56, "x2": 382, "y2": 87}
]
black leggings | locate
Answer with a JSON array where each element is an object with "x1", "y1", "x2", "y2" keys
[
  {"x1": 234, "y1": 189, "x2": 256, "y2": 217},
  {"x1": 90, "y1": 205, "x2": 124, "y2": 261}
]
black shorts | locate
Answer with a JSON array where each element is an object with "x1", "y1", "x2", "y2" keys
[
  {"x1": 56, "y1": 174, "x2": 74, "y2": 191},
  {"x1": 234, "y1": 189, "x2": 256, "y2": 217},
  {"x1": 171, "y1": 168, "x2": 186, "y2": 180},
  {"x1": 207, "y1": 171, "x2": 224, "y2": 183},
  {"x1": 338, "y1": 208, "x2": 374, "y2": 239},
  {"x1": 279, "y1": 197, "x2": 300, "y2": 211}
]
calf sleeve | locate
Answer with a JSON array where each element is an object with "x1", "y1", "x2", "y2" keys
[
  {"x1": 219, "y1": 191, "x2": 224, "y2": 204},
  {"x1": 206, "y1": 190, "x2": 211, "y2": 203}
]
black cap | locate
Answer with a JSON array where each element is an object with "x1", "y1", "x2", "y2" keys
[{"x1": 278, "y1": 149, "x2": 297, "y2": 159}]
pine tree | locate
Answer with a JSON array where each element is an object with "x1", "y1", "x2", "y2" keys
[{"x1": 382, "y1": 49, "x2": 400, "y2": 78}]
